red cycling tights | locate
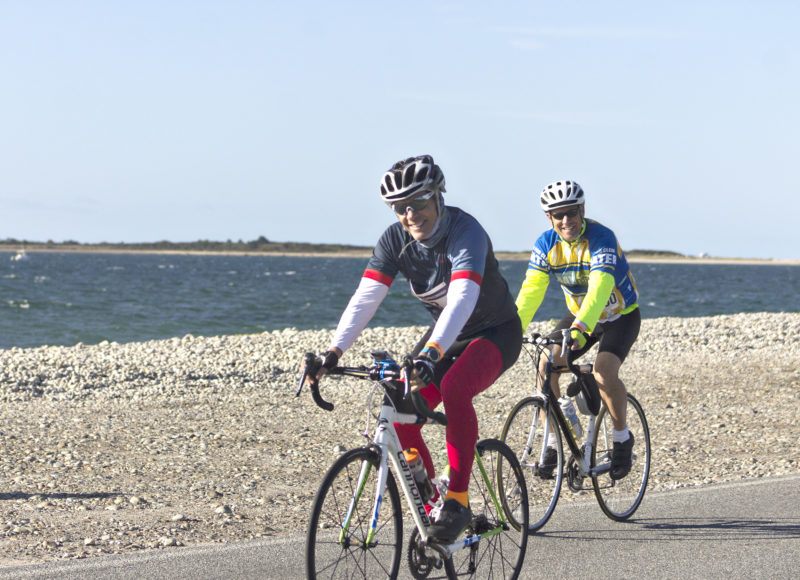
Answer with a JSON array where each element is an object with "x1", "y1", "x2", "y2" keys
[{"x1": 394, "y1": 338, "x2": 503, "y2": 494}]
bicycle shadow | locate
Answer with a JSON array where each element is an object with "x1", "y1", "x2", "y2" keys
[
  {"x1": 539, "y1": 516, "x2": 800, "y2": 541},
  {"x1": 636, "y1": 516, "x2": 800, "y2": 540},
  {"x1": 0, "y1": 491, "x2": 123, "y2": 502}
]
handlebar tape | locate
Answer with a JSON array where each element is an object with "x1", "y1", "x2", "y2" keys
[{"x1": 299, "y1": 352, "x2": 334, "y2": 412}]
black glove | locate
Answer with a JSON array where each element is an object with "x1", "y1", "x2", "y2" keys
[
  {"x1": 320, "y1": 350, "x2": 339, "y2": 371},
  {"x1": 412, "y1": 357, "x2": 436, "y2": 386}
]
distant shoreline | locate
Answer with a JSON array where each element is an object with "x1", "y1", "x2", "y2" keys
[{"x1": 2, "y1": 246, "x2": 798, "y2": 266}]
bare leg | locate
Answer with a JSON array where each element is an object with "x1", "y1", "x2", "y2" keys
[
  {"x1": 539, "y1": 347, "x2": 563, "y2": 446},
  {"x1": 593, "y1": 351, "x2": 627, "y2": 431},
  {"x1": 542, "y1": 345, "x2": 563, "y2": 398}
]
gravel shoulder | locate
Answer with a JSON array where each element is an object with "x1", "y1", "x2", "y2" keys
[{"x1": 1, "y1": 312, "x2": 798, "y2": 566}]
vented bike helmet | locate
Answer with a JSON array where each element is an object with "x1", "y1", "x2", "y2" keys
[
  {"x1": 539, "y1": 180, "x2": 585, "y2": 212},
  {"x1": 380, "y1": 155, "x2": 446, "y2": 204}
]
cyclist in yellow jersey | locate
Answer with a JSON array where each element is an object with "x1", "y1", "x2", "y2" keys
[{"x1": 516, "y1": 180, "x2": 640, "y2": 479}]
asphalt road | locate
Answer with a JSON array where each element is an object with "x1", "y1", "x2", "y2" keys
[{"x1": 1, "y1": 474, "x2": 798, "y2": 579}]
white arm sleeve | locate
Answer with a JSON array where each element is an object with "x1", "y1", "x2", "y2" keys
[
  {"x1": 330, "y1": 277, "x2": 389, "y2": 353},
  {"x1": 426, "y1": 277, "x2": 481, "y2": 354}
]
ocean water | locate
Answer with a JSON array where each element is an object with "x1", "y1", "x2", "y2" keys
[{"x1": 2, "y1": 252, "x2": 798, "y2": 349}]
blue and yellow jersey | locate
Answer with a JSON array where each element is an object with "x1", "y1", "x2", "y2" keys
[{"x1": 516, "y1": 219, "x2": 639, "y2": 332}]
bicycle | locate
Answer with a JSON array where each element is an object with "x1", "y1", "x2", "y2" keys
[
  {"x1": 297, "y1": 349, "x2": 529, "y2": 579},
  {"x1": 500, "y1": 330, "x2": 650, "y2": 532}
]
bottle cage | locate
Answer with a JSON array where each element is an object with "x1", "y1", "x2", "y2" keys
[{"x1": 566, "y1": 371, "x2": 602, "y2": 415}]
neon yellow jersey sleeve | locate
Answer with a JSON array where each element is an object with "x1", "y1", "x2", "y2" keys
[
  {"x1": 515, "y1": 268, "x2": 549, "y2": 332},
  {"x1": 574, "y1": 270, "x2": 615, "y2": 333}
]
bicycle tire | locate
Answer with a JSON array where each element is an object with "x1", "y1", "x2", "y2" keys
[
  {"x1": 500, "y1": 395, "x2": 563, "y2": 532},
  {"x1": 306, "y1": 446, "x2": 403, "y2": 579},
  {"x1": 444, "y1": 438, "x2": 529, "y2": 579},
  {"x1": 591, "y1": 393, "x2": 651, "y2": 520}
]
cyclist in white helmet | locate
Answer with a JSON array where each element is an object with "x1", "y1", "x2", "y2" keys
[
  {"x1": 516, "y1": 180, "x2": 640, "y2": 479},
  {"x1": 306, "y1": 155, "x2": 522, "y2": 543}
]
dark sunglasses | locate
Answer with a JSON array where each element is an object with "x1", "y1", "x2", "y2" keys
[
  {"x1": 392, "y1": 191, "x2": 436, "y2": 215},
  {"x1": 550, "y1": 207, "x2": 581, "y2": 220}
]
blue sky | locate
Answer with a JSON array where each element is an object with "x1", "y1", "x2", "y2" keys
[{"x1": 2, "y1": 1, "x2": 798, "y2": 259}]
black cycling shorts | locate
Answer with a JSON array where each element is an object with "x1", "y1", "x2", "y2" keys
[
  {"x1": 554, "y1": 307, "x2": 640, "y2": 363},
  {"x1": 412, "y1": 314, "x2": 523, "y2": 383}
]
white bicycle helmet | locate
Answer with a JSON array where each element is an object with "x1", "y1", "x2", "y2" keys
[
  {"x1": 380, "y1": 155, "x2": 446, "y2": 204},
  {"x1": 539, "y1": 180, "x2": 585, "y2": 212}
]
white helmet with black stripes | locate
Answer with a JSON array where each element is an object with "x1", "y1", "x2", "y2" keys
[
  {"x1": 380, "y1": 155, "x2": 446, "y2": 204},
  {"x1": 539, "y1": 180, "x2": 585, "y2": 212}
]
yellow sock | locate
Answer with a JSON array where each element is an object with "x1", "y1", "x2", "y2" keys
[{"x1": 445, "y1": 491, "x2": 469, "y2": 508}]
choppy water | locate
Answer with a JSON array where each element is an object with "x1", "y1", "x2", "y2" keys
[{"x1": 2, "y1": 252, "x2": 798, "y2": 349}]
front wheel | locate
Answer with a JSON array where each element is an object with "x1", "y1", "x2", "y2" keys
[
  {"x1": 306, "y1": 447, "x2": 403, "y2": 579},
  {"x1": 591, "y1": 393, "x2": 651, "y2": 520},
  {"x1": 500, "y1": 395, "x2": 563, "y2": 532},
  {"x1": 444, "y1": 438, "x2": 529, "y2": 579}
]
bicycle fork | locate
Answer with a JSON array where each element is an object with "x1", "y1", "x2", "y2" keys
[
  {"x1": 340, "y1": 423, "x2": 434, "y2": 548},
  {"x1": 521, "y1": 395, "x2": 555, "y2": 476},
  {"x1": 339, "y1": 457, "x2": 383, "y2": 547}
]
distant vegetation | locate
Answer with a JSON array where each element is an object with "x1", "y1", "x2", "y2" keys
[
  {"x1": 625, "y1": 249, "x2": 686, "y2": 258},
  {"x1": 1, "y1": 238, "x2": 694, "y2": 259},
  {"x1": 0, "y1": 237, "x2": 372, "y2": 254}
]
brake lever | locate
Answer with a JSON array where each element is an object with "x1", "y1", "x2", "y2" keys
[
  {"x1": 297, "y1": 352, "x2": 334, "y2": 411},
  {"x1": 561, "y1": 328, "x2": 571, "y2": 354},
  {"x1": 296, "y1": 352, "x2": 317, "y2": 397},
  {"x1": 402, "y1": 357, "x2": 448, "y2": 426}
]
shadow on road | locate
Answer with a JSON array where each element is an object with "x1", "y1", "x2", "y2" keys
[
  {"x1": 638, "y1": 516, "x2": 800, "y2": 539},
  {"x1": 537, "y1": 515, "x2": 800, "y2": 542},
  {"x1": 0, "y1": 491, "x2": 122, "y2": 501}
]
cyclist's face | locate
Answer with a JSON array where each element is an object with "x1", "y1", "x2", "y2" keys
[
  {"x1": 397, "y1": 193, "x2": 439, "y2": 241},
  {"x1": 548, "y1": 205, "x2": 584, "y2": 242}
]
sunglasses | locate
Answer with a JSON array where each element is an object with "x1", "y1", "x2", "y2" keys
[
  {"x1": 549, "y1": 207, "x2": 581, "y2": 221},
  {"x1": 392, "y1": 190, "x2": 436, "y2": 215}
]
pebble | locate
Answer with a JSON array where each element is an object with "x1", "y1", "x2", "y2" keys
[{"x1": 0, "y1": 312, "x2": 798, "y2": 565}]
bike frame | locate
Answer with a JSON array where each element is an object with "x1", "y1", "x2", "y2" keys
[
  {"x1": 529, "y1": 336, "x2": 613, "y2": 479},
  {"x1": 341, "y1": 384, "x2": 509, "y2": 558}
]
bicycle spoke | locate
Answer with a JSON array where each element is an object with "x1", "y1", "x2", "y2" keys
[
  {"x1": 591, "y1": 394, "x2": 651, "y2": 520},
  {"x1": 444, "y1": 439, "x2": 528, "y2": 579},
  {"x1": 307, "y1": 448, "x2": 402, "y2": 579},
  {"x1": 501, "y1": 396, "x2": 563, "y2": 532}
]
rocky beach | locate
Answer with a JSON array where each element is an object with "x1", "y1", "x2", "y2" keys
[{"x1": 1, "y1": 312, "x2": 798, "y2": 567}]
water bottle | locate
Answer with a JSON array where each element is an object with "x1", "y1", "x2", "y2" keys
[
  {"x1": 403, "y1": 448, "x2": 434, "y2": 504},
  {"x1": 559, "y1": 397, "x2": 583, "y2": 441}
]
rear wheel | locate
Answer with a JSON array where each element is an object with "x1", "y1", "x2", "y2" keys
[
  {"x1": 306, "y1": 447, "x2": 403, "y2": 578},
  {"x1": 591, "y1": 394, "x2": 650, "y2": 520},
  {"x1": 444, "y1": 438, "x2": 529, "y2": 579},
  {"x1": 500, "y1": 395, "x2": 563, "y2": 532}
]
